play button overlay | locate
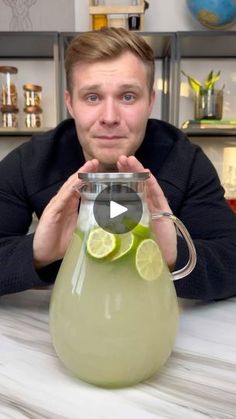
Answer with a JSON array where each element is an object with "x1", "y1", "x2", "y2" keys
[
  {"x1": 93, "y1": 185, "x2": 143, "y2": 234},
  {"x1": 110, "y1": 201, "x2": 128, "y2": 219}
]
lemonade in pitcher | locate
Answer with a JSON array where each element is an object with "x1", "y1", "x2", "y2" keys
[{"x1": 49, "y1": 172, "x2": 196, "y2": 388}]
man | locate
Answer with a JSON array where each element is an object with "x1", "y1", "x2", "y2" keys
[{"x1": 0, "y1": 28, "x2": 235, "y2": 299}]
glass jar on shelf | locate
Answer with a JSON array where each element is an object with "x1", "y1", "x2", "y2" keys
[
  {"x1": 108, "y1": 14, "x2": 127, "y2": 28},
  {"x1": 0, "y1": 66, "x2": 18, "y2": 108},
  {"x1": 128, "y1": 0, "x2": 140, "y2": 30},
  {"x1": 23, "y1": 83, "x2": 42, "y2": 108},
  {"x1": 93, "y1": 0, "x2": 108, "y2": 30},
  {"x1": 24, "y1": 106, "x2": 43, "y2": 129},
  {"x1": 1, "y1": 105, "x2": 19, "y2": 128}
]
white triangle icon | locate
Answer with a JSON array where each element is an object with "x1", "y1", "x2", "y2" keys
[{"x1": 110, "y1": 201, "x2": 128, "y2": 219}]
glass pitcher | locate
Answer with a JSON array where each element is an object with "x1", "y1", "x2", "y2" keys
[{"x1": 49, "y1": 172, "x2": 196, "y2": 388}]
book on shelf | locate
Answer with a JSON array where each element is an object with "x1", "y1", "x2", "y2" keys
[{"x1": 182, "y1": 119, "x2": 236, "y2": 130}]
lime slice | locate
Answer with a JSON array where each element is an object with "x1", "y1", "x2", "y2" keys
[
  {"x1": 111, "y1": 232, "x2": 136, "y2": 261},
  {"x1": 132, "y1": 223, "x2": 150, "y2": 239},
  {"x1": 87, "y1": 227, "x2": 117, "y2": 259},
  {"x1": 135, "y1": 239, "x2": 163, "y2": 281}
]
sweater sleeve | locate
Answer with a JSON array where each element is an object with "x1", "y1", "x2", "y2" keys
[
  {"x1": 173, "y1": 149, "x2": 236, "y2": 301},
  {"x1": 0, "y1": 146, "x2": 58, "y2": 295}
]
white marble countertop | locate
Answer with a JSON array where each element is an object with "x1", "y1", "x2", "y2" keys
[{"x1": 0, "y1": 289, "x2": 235, "y2": 419}]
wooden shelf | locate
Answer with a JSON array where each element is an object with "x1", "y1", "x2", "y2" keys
[
  {"x1": 89, "y1": 5, "x2": 144, "y2": 14},
  {"x1": 0, "y1": 32, "x2": 58, "y2": 58},
  {"x1": 0, "y1": 127, "x2": 53, "y2": 136},
  {"x1": 182, "y1": 128, "x2": 236, "y2": 137}
]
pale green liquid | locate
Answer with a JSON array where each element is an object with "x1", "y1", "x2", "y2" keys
[{"x1": 49, "y1": 229, "x2": 179, "y2": 388}]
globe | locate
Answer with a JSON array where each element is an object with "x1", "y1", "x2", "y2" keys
[{"x1": 186, "y1": 0, "x2": 236, "y2": 29}]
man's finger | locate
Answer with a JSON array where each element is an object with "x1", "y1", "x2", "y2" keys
[{"x1": 117, "y1": 155, "x2": 147, "y2": 172}]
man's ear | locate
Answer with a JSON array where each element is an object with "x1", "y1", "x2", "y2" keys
[
  {"x1": 64, "y1": 90, "x2": 74, "y2": 118},
  {"x1": 148, "y1": 89, "x2": 156, "y2": 116}
]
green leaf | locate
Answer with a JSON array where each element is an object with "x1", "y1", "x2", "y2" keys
[
  {"x1": 188, "y1": 77, "x2": 202, "y2": 93},
  {"x1": 181, "y1": 69, "x2": 222, "y2": 93},
  {"x1": 205, "y1": 70, "x2": 221, "y2": 90},
  {"x1": 206, "y1": 70, "x2": 214, "y2": 83},
  {"x1": 181, "y1": 70, "x2": 202, "y2": 93}
]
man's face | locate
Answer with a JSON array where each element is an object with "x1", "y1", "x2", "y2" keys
[{"x1": 65, "y1": 51, "x2": 155, "y2": 169}]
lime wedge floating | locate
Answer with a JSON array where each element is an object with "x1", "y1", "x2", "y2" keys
[
  {"x1": 111, "y1": 232, "x2": 136, "y2": 261},
  {"x1": 87, "y1": 227, "x2": 117, "y2": 259},
  {"x1": 132, "y1": 223, "x2": 150, "y2": 239},
  {"x1": 135, "y1": 238, "x2": 163, "y2": 281}
]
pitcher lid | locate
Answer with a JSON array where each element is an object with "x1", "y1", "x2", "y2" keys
[{"x1": 78, "y1": 172, "x2": 150, "y2": 182}]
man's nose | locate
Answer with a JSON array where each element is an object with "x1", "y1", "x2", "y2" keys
[{"x1": 100, "y1": 99, "x2": 120, "y2": 125}]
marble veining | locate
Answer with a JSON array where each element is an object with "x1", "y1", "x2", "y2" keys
[{"x1": 0, "y1": 290, "x2": 236, "y2": 419}]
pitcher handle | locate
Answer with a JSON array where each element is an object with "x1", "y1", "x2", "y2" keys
[{"x1": 151, "y1": 212, "x2": 197, "y2": 281}]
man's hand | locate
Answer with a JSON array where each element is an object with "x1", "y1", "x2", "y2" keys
[
  {"x1": 33, "y1": 159, "x2": 99, "y2": 269},
  {"x1": 117, "y1": 155, "x2": 177, "y2": 269}
]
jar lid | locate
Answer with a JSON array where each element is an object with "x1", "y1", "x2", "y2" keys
[
  {"x1": 1, "y1": 105, "x2": 19, "y2": 113},
  {"x1": 0, "y1": 66, "x2": 18, "y2": 74},
  {"x1": 23, "y1": 83, "x2": 42, "y2": 92},
  {"x1": 24, "y1": 106, "x2": 43, "y2": 114},
  {"x1": 78, "y1": 172, "x2": 150, "y2": 182}
]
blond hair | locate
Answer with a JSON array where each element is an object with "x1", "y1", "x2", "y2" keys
[{"x1": 65, "y1": 27, "x2": 155, "y2": 93}]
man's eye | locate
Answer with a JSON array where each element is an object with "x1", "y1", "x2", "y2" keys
[
  {"x1": 122, "y1": 93, "x2": 135, "y2": 102},
  {"x1": 87, "y1": 94, "x2": 98, "y2": 102}
]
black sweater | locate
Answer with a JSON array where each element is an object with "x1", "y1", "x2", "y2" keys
[{"x1": 0, "y1": 118, "x2": 236, "y2": 300}]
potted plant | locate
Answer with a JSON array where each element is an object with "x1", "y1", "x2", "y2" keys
[{"x1": 181, "y1": 69, "x2": 224, "y2": 120}]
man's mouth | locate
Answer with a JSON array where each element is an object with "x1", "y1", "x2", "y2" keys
[{"x1": 96, "y1": 135, "x2": 124, "y2": 140}]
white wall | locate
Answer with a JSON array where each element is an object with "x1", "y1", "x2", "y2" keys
[{"x1": 0, "y1": 0, "x2": 75, "y2": 31}]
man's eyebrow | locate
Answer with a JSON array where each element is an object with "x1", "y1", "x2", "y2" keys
[
  {"x1": 78, "y1": 84, "x2": 101, "y2": 93},
  {"x1": 78, "y1": 83, "x2": 142, "y2": 94},
  {"x1": 118, "y1": 83, "x2": 142, "y2": 90}
]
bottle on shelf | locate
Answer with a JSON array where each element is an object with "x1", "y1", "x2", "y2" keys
[
  {"x1": 108, "y1": 14, "x2": 127, "y2": 29},
  {"x1": 24, "y1": 105, "x2": 43, "y2": 129},
  {"x1": 23, "y1": 83, "x2": 42, "y2": 108},
  {"x1": 23, "y1": 83, "x2": 43, "y2": 129},
  {"x1": 1, "y1": 105, "x2": 19, "y2": 128},
  {"x1": 0, "y1": 66, "x2": 18, "y2": 108},
  {"x1": 92, "y1": 0, "x2": 108, "y2": 30},
  {"x1": 128, "y1": 0, "x2": 140, "y2": 31}
]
